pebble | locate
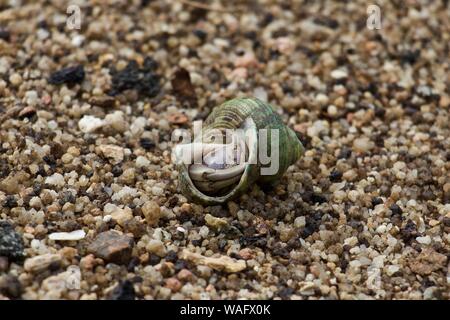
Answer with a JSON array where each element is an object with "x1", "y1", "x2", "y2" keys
[
  {"x1": 45, "y1": 173, "x2": 65, "y2": 187},
  {"x1": 204, "y1": 214, "x2": 228, "y2": 231},
  {"x1": 135, "y1": 156, "x2": 150, "y2": 168},
  {"x1": 87, "y1": 230, "x2": 134, "y2": 265},
  {"x1": 24, "y1": 253, "x2": 62, "y2": 273},
  {"x1": 49, "y1": 230, "x2": 86, "y2": 241},
  {"x1": 104, "y1": 204, "x2": 133, "y2": 227},
  {"x1": 416, "y1": 235, "x2": 431, "y2": 245},
  {"x1": 330, "y1": 68, "x2": 348, "y2": 79},
  {"x1": 98, "y1": 144, "x2": 124, "y2": 164},
  {"x1": 0, "y1": 221, "x2": 25, "y2": 261},
  {"x1": 353, "y1": 137, "x2": 375, "y2": 152},
  {"x1": 9, "y1": 73, "x2": 22, "y2": 86},
  {"x1": 146, "y1": 239, "x2": 166, "y2": 257},
  {"x1": 141, "y1": 201, "x2": 161, "y2": 226},
  {"x1": 78, "y1": 115, "x2": 104, "y2": 133},
  {"x1": 180, "y1": 249, "x2": 246, "y2": 273}
]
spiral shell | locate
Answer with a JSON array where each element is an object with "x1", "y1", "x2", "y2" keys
[{"x1": 174, "y1": 97, "x2": 304, "y2": 205}]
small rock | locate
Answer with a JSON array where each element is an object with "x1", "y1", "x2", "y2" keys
[
  {"x1": 109, "y1": 280, "x2": 135, "y2": 300},
  {"x1": 89, "y1": 96, "x2": 115, "y2": 108},
  {"x1": 141, "y1": 201, "x2": 161, "y2": 226},
  {"x1": 177, "y1": 269, "x2": 194, "y2": 282},
  {"x1": 135, "y1": 156, "x2": 150, "y2": 168},
  {"x1": 180, "y1": 249, "x2": 246, "y2": 273},
  {"x1": 238, "y1": 248, "x2": 254, "y2": 260},
  {"x1": 386, "y1": 265, "x2": 400, "y2": 276},
  {"x1": 234, "y1": 52, "x2": 258, "y2": 68},
  {"x1": 0, "y1": 221, "x2": 25, "y2": 261},
  {"x1": 49, "y1": 230, "x2": 86, "y2": 241},
  {"x1": 204, "y1": 214, "x2": 228, "y2": 231},
  {"x1": 87, "y1": 230, "x2": 134, "y2": 264},
  {"x1": 9, "y1": 73, "x2": 22, "y2": 87},
  {"x1": 79, "y1": 115, "x2": 105, "y2": 133},
  {"x1": 24, "y1": 253, "x2": 62, "y2": 273},
  {"x1": 294, "y1": 216, "x2": 306, "y2": 228},
  {"x1": 165, "y1": 277, "x2": 182, "y2": 292},
  {"x1": 146, "y1": 239, "x2": 166, "y2": 257},
  {"x1": 48, "y1": 65, "x2": 85, "y2": 85},
  {"x1": 167, "y1": 112, "x2": 189, "y2": 124},
  {"x1": 353, "y1": 137, "x2": 375, "y2": 153},
  {"x1": 98, "y1": 144, "x2": 124, "y2": 164},
  {"x1": 416, "y1": 235, "x2": 431, "y2": 245},
  {"x1": 45, "y1": 173, "x2": 65, "y2": 187},
  {"x1": 0, "y1": 275, "x2": 22, "y2": 299},
  {"x1": 105, "y1": 111, "x2": 128, "y2": 133},
  {"x1": 104, "y1": 204, "x2": 133, "y2": 227},
  {"x1": 409, "y1": 248, "x2": 447, "y2": 276},
  {"x1": 331, "y1": 68, "x2": 348, "y2": 79},
  {"x1": 0, "y1": 257, "x2": 8, "y2": 272}
]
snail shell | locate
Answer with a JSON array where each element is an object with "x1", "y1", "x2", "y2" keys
[{"x1": 174, "y1": 97, "x2": 304, "y2": 205}]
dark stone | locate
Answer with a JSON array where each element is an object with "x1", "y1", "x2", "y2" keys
[
  {"x1": 3, "y1": 195, "x2": 17, "y2": 209},
  {"x1": 272, "y1": 246, "x2": 290, "y2": 259},
  {"x1": 109, "y1": 280, "x2": 135, "y2": 300},
  {"x1": 111, "y1": 165, "x2": 123, "y2": 177},
  {"x1": 48, "y1": 65, "x2": 85, "y2": 85},
  {"x1": 329, "y1": 169, "x2": 343, "y2": 182},
  {"x1": 239, "y1": 235, "x2": 267, "y2": 248},
  {"x1": 0, "y1": 221, "x2": 25, "y2": 261},
  {"x1": 192, "y1": 29, "x2": 207, "y2": 41},
  {"x1": 371, "y1": 197, "x2": 383, "y2": 207},
  {"x1": 442, "y1": 217, "x2": 450, "y2": 227},
  {"x1": 313, "y1": 16, "x2": 339, "y2": 29},
  {"x1": 301, "y1": 212, "x2": 322, "y2": 238},
  {"x1": 390, "y1": 204, "x2": 403, "y2": 215},
  {"x1": 108, "y1": 59, "x2": 160, "y2": 97},
  {"x1": 165, "y1": 250, "x2": 178, "y2": 263},
  {"x1": 302, "y1": 191, "x2": 326, "y2": 205},
  {"x1": 0, "y1": 29, "x2": 10, "y2": 41},
  {"x1": 148, "y1": 254, "x2": 161, "y2": 266},
  {"x1": 401, "y1": 219, "x2": 418, "y2": 243},
  {"x1": 277, "y1": 286, "x2": 294, "y2": 300},
  {"x1": 0, "y1": 275, "x2": 23, "y2": 299},
  {"x1": 399, "y1": 50, "x2": 420, "y2": 65},
  {"x1": 139, "y1": 138, "x2": 156, "y2": 151},
  {"x1": 338, "y1": 147, "x2": 352, "y2": 159}
]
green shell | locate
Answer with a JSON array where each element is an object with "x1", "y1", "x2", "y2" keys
[{"x1": 176, "y1": 97, "x2": 304, "y2": 205}]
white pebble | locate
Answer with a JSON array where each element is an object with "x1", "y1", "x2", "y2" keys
[
  {"x1": 79, "y1": 115, "x2": 104, "y2": 133},
  {"x1": 45, "y1": 173, "x2": 65, "y2": 187},
  {"x1": 49, "y1": 230, "x2": 86, "y2": 241},
  {"x1": 416, "y1": 235, "x2": 431, "y2": 245}
]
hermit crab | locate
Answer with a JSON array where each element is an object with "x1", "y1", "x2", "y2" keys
[{"x1": 174, "y1": 98, "x2": 304, "y2": 205}]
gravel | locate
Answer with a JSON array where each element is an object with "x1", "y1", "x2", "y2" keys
[{"x1": 0, "y1": 0, "x2": 448, "y2": 300}]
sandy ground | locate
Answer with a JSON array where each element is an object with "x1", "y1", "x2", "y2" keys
[{"x1": 0, "y1": 0, "x2": 449, "y2": 300}]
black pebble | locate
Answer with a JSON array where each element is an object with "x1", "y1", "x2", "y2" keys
[
  {"x1": 139, "y1": 138, "x2": 156, "y2": 150},
  {"x1": 302, "y1": 191, "x2": 326, "y2": 204},
  {"x1": 109, "y1": 59, "x2": 160, "y2": 97},
  {"x1": 48, "y1": 65, "x2": 85, "y2": 85},
  {"x1": 371, "y1": 197, "x2": 384, "y2": 207},
  {"x1": 110, "y1": 280, "x2": 136, "y2": 300},
  {"x1": 193, "y1": 29, "x2": 207, "y2": 41},
  {"x1": 329, "y1": 169, "x2": 343, "y2": 182},
  {"x1": 338, "y1": 147, "x2": 352, "y2": 159},
  {"x1": 0, "y1": 29, "x2": 10, "y2": 41},
  {"x1": 390, "y1": 203, "x2": 403, "y2": 215},
  {"x1": 0, "y1": 221, "x2": 25, "y2": 261},
  {"x1": 111, "y1": 165, "x2": 123, "y2": 177},
  {"x1": 3, "y1": 195, "x2": 17, "y2": 209},
  {"x1": 165, "y1": 250, "x2": 178, "y2": 263}
]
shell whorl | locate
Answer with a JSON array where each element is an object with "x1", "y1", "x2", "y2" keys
[{"x1": 175, "y1": 97, "x2": 304, "y2": 205}]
